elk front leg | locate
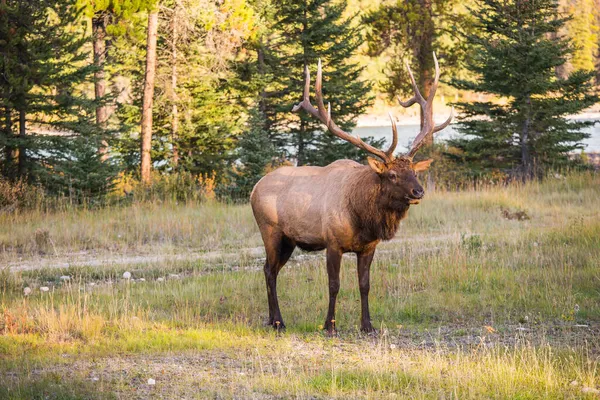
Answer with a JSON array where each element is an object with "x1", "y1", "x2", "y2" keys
[
  {"x1": 357, "y1": 250, "x2": 376, "y2": 333},
  {"x1": 324, "y1": 247, "x2": 342, "y2": 334}
]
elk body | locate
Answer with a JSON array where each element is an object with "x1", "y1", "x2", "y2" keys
[{"x1": 251, "y1": 54, "x2": 452, "y2": 333}]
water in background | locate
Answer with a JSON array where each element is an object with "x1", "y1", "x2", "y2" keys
[{"x1": 353, "y1": 118, "x2": 600, "y2": 153}]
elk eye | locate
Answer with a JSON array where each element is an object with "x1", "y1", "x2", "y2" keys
[{"x1": 389, "y1": 172, "x2": 398, "y2": 181}]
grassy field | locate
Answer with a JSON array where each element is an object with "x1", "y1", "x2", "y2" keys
[{"x1": 1, "y1": 173, "x2": 599, "y2": 399}]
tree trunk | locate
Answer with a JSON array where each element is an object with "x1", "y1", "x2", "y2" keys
[
  {"x1": 520, "y1": 95, "x2": 533, "y2": 181},
  {"x1": 3, "y1": 106, "x2": 14, "y2": 179},
  {"x1": 92, "y1": 13, "x2": 109, "y2": 160},
  {"x1": 257, "y1": 43, "x2": 269, "y2": 130},
  {"x1": 140, "y1": 10, "x2": 159, "y2": 184},
  {"x1": 170, "y1": 7, "x2": 179, "y2": 168},
  {"x1": 17, "y1": 109, "x2": 26, "y2": 178}
]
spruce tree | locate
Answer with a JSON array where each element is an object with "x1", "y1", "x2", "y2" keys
[
  {"x1": 0, "y1": 0, "x2": 117, "y2": 199},
  {"x1": 363, "y1": 0, "x2": 469, "y2": 143},
  {"x1": 268, "y1": 0, "x2": 379, "y2": 166},
  {"x1": 230, "y1": 105, "x2": 277, "y2": 199},
  {"x1": 448, "y1": 0, "x2": 598, "y2": 180}
]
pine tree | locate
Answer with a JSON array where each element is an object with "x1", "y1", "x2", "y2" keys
[
  {"x1": 113, "y1": 0, "x2": 255, "y2": 182},
  {"x1": 79, "y1": 0, "x2": 152, "y2": 157},
  {"x1": 363, "y1": 0, "x2": 470, "y2": 144},
  {"x1": 562, "y1": 0, "x2": 599, "y2": 73},
  {"x1": 448, "y1": 0, "x2": 598, "y2": 180},
  {"x1": 230, "y1": 106, "x2": 277, "y2": 198},
  {"x1": 268, "y1": 0, "x2": 376, "y2": 166},
  {"x1": 0, "y1": 0, "x2": 117, "y2": 199}
]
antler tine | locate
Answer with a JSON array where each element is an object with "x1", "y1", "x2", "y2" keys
[
  {"x1": 403, "y1": 51, "x2": 453, "y2": 158},
  {"x1": 405, "y1": 60, "x2": 426, "y2": 105},
  {"x1": 386, "y1": 112, "x2": 398, "y2": 157},
  {"x1": 397, "y1": 95, "x2": 417, "y2": 108},
  {"x1": 427, "y1": 52, "x2": 441, "y2": 103},
  {"x1": 292, "y1": 59, "x2": 392, "y2": 163},
  {"x1": 315, "y1": 59, "x2": 329, "y2": 119},
  {"x1": 292, "y1": 64, "x2": 321, "y2": 120},
  {"x1": 434, "y1": 106, "x2": 454, "y2": 133}
]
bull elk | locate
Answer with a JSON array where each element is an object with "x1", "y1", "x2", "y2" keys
[{"x1": 250, "y1": 53, "x2": 453, "y2": 333}]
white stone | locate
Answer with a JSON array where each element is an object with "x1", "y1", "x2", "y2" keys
[
  {"x1": 139, "y1": 278, "x2": 146, "y2": 282},
  {"x1": 147, "y1": 378, "x2": 156, "y2": 385},
  {"x1": 168, "y1": 274, "x2": 180, "y2": 279},
  {"x1": 123, "y1": 271, "x2": 132, "y2": 280},
  {"x1": 40, "y1": 286, "x2": 50, "y2": 292},
  {"x1": 157, "y1": 277, "x2": 165, "y2": 282},
  {"x1": 582, "y1": 387, "x2": 600, "y2": 394},
  {"x1": 23, "y1": 287, "x2": 32, "y2": 296},
  {"x1": 60, "y1": 275, "x2": 70, "y2": 281}
]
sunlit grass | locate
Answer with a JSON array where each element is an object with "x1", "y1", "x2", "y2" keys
[{"x1": 0, "y1": 171, "x2": 599, "y2": 398}]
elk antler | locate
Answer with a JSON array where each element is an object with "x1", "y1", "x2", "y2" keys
[
  {"x1": 292, "y1": 60, "x2": 398, "y2": 163},
  {"x1": 397, "y1": 52, "x2": 454, "y2": 158}
]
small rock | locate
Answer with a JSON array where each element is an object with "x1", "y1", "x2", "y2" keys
[
  {"x1": 139, "y1": 278, "x2": 146, "y2": 282},
  {"x1": 581, "y1": 387, "x2": 600, "y2": 394},
  {"x1": 123, "y1": 271, "x2": 132, "y2": 280},
  {"x1": 60, "y1": 275, "x2": 70, "y2": 281},
  {"x1": 574, "y1": 304, "x2": 580, "y2": 313},
  {"x1": 570, "y1": 380, "x2": 579, "y2": 386},
  {"x1": 40, "y1": 286, "x2": 50, "y2": 292},
  {"x1": 88, "y1": 282, "x2": 95, "y2": 286},
  {"x1": 390, "y1": 344, "x2": 397, "y2": 349},
  {"x1": 168, "y1": 274, "x2": 180, "y2": 279},
  {"x1": 23, "y1": 287, "x2": 32, "y2": 296},
  {"x1": 147, "y1": 378, "x2": 156, "y2": 385},
  {"x1": 157, "y1": 277, "x2": 165, "y2": 282}
]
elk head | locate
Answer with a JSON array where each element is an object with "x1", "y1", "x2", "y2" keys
[{"x1": 292, "y1": 53, "x2": 453, "y2": 206}]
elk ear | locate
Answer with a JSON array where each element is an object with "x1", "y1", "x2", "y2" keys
[
  {"x1": 413, "y1": 159, "x2": 434, "y2": 172},
  {"x1": 367, "y1": 157, "x2": 386, "y2": 174}
]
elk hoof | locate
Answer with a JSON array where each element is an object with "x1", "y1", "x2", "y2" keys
[
  {"x1": 361, "y1": 323, "x2": 377, "y2": 334},
  {"x1": 271, "y1": 320, "x2": 286, "y2": 331},
  {"x1": 323, "y1": 320, "x2": 337, "y2": 336}
]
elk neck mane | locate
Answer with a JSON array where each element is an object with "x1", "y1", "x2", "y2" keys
[{"x1": 345, "y1": 165, "x2": 409, "y2": 242}]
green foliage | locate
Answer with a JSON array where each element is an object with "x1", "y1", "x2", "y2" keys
[
  {"x1": 229, "y1": 106, "x2": 278, "y2": 199},
  {"x1": 0, "y1": 0, "x2": 118, "y2": 200},
  {"x1": 256, "y1": 0, "x2": 375, "y2": 165},
  {"x1": 563, "y1": 0, "x2": 599, "y2": 72},
  {"x1": 448, "y1": 0, "x2": 599, "y2": 180},
  {"x1": 363, "y1": 0, "x2": 471, "y2": 100}
]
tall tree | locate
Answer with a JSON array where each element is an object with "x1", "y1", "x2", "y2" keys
[
  {"x1": 115, "y1": 0, "x2": 255, "y2": 180},
  {"x1": 140, "y1": 6, "x2": 158, "y2": 184},
  {"x1": 562, "y1": 0, "x2": 599, "y2": 73},
  {"x1": 267, "y1": 0, "x2": 376, "y2": 166},
  {"x1": 0, "y1": 0, "x2": 117, "y2": 198},
  {"x1": 81, "y1": 0, "x2": 149, "y2": 158},
  {"x1": 363, "y1": 0, "x2": 468, "y2": 145},
  {"x1": 448, "y1": 0, "x2": 598, "y2": 180}
]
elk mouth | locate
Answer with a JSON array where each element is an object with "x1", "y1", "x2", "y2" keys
[{"x1": 405, "y1": 191, "x2": 424, "y2": 205}]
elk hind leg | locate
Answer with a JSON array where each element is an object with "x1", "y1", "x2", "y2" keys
[
  {"x1": 263, "y1": 230, "x2": 295, "y2": 330},
  {"x1": 324, "y1": 247, "x2": 342, "y2": 334}
]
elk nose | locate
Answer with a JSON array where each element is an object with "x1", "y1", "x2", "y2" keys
[{"x1": 411, "y1": 188, "x2": 424, "y2": 199}]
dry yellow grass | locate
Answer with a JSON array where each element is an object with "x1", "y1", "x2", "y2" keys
[{"x1": 0, "y1": 172, "x2": 599, "y2": 398}]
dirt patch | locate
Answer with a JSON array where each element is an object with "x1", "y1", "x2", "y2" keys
[{"x1": 6, "y1": 247, "x2": 266, "y2": 272}]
